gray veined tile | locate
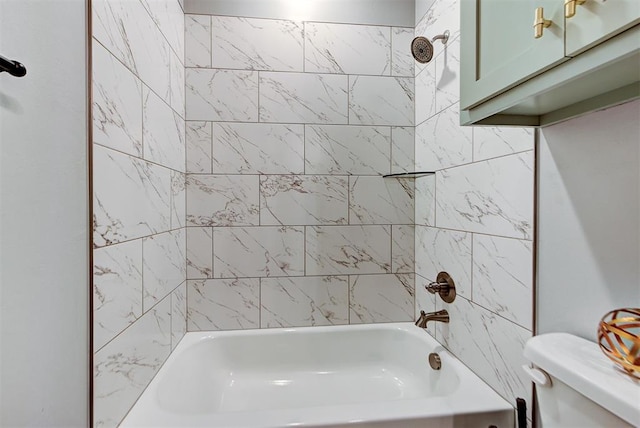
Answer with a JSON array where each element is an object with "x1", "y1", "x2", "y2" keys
[
  {"x1": 391, "y1": 127, "x2": 415, "y2": 174},
  {"x1": 92, "y1": 40, "x2": 142, "y2": 158},
  {"x1": 212, "y1": 123, "x2": 304, "y2": 174},
  {"x1": 436, "y1": 151, "x2": 534, "y2": 239},
  {"x1": 260, "y1": 175, "x2": 349, "y2": 226},
  {"x1": 94, "y1": 297, "x2": 171, "y2": 428},
  {"x1": 142, "y1": 87, "x2": 185, "y2": 172},
  {"x1": 259, "y1": 72, "x2": 348, "y2": 124},
  {"x1": 435, "y1": 35, "x2": 460, "y2": 113},
  {"x1": 186, "y1": 121, "x2": 212, "y2": 174},
  {"x1": 415, "y1": 174, "x2": 436, "y2": 226},
  {"x1": 139, "y1": 0, "x2": 185, "y2": 62},
  {"x1": 305, "y1": 22, "x2": 391, "y2": 75},
  {"x1": 437, "y1": 298, "x2": 532, "y2": 417},
  {"x1": 416, "y1": 104, "x2": 472, "y2": 171},
  {"x1": 392, "y1": 27, "x2": 415, "y2": 77},
  {"x1": 415, "y1": 63, "x2": 436, "y2": 125},
  {"x1": 350, "y1": 274, "x2": 415, "y2": 323},
  {"x1": 261, "y1": 276, "x2": 349, "y2": 328},
  {"x1": 185, "y1": 14, "x2": 211, "y2": 68},
  {"x1": 415, "y1": 273, "x2": 437, "y2": 337},
  {"x1": 473, "y1": 126, "x2": 534, "y2": 162},
  {"x1": 392, "y1": 225, "x2": 415, "y2": 274},
  {"x1": 473, "y1": 235, "x2": 533, "y2": 329},
  {"x1": 306, "y1": 225, "x2": 391, "y2": 275},
  {"x1": 186, "y1": 69, "x2": 259, "y2": 121},
  {"x1": 142, "y1": 229, "x2": 186, "y2": 311},
  {"x1": 170, "y1": 171, "x2": 185, "y2": 229},
  {"x1": 349, "y1": 176, "x2": 415, "y2": 225},
  {"x1": 212, "y1": 16, "x2": 303, "y2": 71},
  {"x1": 187, "y1": 278, "x2": 260, "y2": 330},
  {"x1": 415, "y1": 226, "x2": 472, "y2": 299},
  {"x1": 93, "y1": 239, "x2": 143, "y2": 351},
  {"x1": 186, "y1": 227, "x2": 213, "y2": 280},
  {"x1": 349, "y1": 76, "x2": 414, "y2": 126},
  {"x1": 305, "y1": 125, "x2": 391, "y2": 175},
  {"x1": 171, "y1": 282, "x2": 187, "y2": 349},
  {"x1": 93, "y1": 146, "x2": 171, "y2": 247},
  {"x1": 213, "y1": 227, "x2": 305, "y2": 278},
  {"x1": 170, "y1": 50, "x2": 186, "y2": 118},
  {"x1": 186, "y1": 175, "x2": 259, "y2": 226}
]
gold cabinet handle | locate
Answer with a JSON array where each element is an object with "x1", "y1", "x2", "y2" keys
[
  {"x1": 565, "y1": 0, "x2": 586, "y2": 18},
  {"x1": 533, "y1": 7, "x2": 552, "y2": 39}
]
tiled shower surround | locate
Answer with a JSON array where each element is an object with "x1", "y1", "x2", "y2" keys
[
  {"x1": 413, "y1": 0, "x2": 535, "y2": 418},
  {"x1": 183, "y1": 15, "x2": 417, "y2": 329}
]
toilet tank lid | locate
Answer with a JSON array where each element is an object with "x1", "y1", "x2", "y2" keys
[{"x1": 524, "y1": 333, "x2": 640, "y2": 426}]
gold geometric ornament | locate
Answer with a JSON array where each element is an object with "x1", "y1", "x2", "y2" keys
[{"x1": 598, "y1": 308, "x2": 640, "y2": 377}]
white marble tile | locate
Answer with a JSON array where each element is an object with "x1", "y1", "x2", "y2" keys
[
  {"x1": 214, "y1": 227, "x2": 305, "y2": 278},
  {"x1": 94, "y1": 298, "x2": 171, "y2": 428},
  {"x1": 414, "y1": 0, "x2": 460, "y2": 75},
  {"x1": 305, "y1": 125, "x2": 391, "y2": 175},
  {"x1": 186, "y1": 227, "x2": 213, "y2": 279},
  {"x1": 261, "y1": 276, "x2": 349, "y2": 328},
  {"x1": 437, "y1": 297, "x2": 532, "y2": 416},
  {"x1": 93, "y1": 239, "x2": 143, "y2": 351},
  {"x1": 142, "y1": 229, "x2": 186, "y2": 311},
  {"x1": 392, "y1": 225, "x2": 415, "y2": 273},
  {"x1": 392, "y1": 27, "x2": 415, "y2": 77},
  {"x1": 260, "y1": 175, "x2": 348, "y2": 225},
  {"x1": 139, "y1": 0, "x2": 185, "y2": 62},
  {"x1": 259, "y1": 72, "x2": 348, "y2": 124},
  {"x1": 212, "y1": 16, "x2": 303, "y2": 71},
  {"x1": 186, "y1": 121, "x2": 212, "y2": 174},
  {"x1": 186, "y1": 69, "x2": 259, "y2": 121},
  {"x1": 436, "y1": 151, "x2": 534, "y2": 239},
  {"x1": 416, "y1": 104, "x2": 472, "y2": 171},
  {"x1": 306, "y1": 226, "x2": 391, "y2": 275},
  {"x1": 415, "y1": 226, "x2": 472, "y2": 298},
  {"x1": 435, "y1": 35, "x2": 460, "y2": 113},
  {"x1": 142, "y1": 87, "x2": 185, "y2": 172},
  {"x1": 93, "y1": 0, "x2": 171, "y2": 103},
  {"x1": 305, "y1": 22, "x2": 390, "y2": 75},
  {"x1": 170, "y1": 50, "x2": 186, "y2": 118},
  {"x1": 473, "y1": 126, "x2": 534, "y2": 162},
  {"x1": 212, "y1": 123, "x2": 304, "y2": 174},
  {"x1": 415, "y1": 174, "x2": 436, "y2": 226},
  {"x1": 170, "y1": 171, "x2": 185, "y2": 229},
  {"x1": 349, "y1": 76, "x2": 414, "y2": 126},
  {"x1": 415, "y1": 273, "x2": 438, "y2": 337},
  {"x1": 473, "y1": 235, "x2": 533, "y2": 329},
  {"x1": 186, "y1": 175, "x2": 259, "y2": 226},
  {"x1": 350, "y1": 274, "x2": 414, "y2": 323},
  {"x1": 415, "y1": 64, "x2": 436, "y2": 125},
  {"x1": 171, "y1": 282, "x2": 187, "y2": 349},
  {"x1": 92, "y1": 40, "x2": 142, "y2": 157},
  {"x1": 187, "y1": 278, "x2": 260, "y2": 330},
  {"x1": 185, "y1": 14, "x2": 210, "y2": 68},
  {"x1": 415, "y1": 0, "x2": 437, "y2": 25},
  {"x1": 391, "y1": 127, "x2": 415, "y2": 174},
  {"x1": 93, "y1": 146, "x2": 171, "y2": 247},
  {"x1": 349, "y1": 176, "x2": 415, "y2": 224}
]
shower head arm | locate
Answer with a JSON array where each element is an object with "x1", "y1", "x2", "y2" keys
[{"x1": 431, "y1": 30, "x2": 450, "y2": 45}]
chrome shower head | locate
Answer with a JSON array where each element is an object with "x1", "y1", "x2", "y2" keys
[{"x1": 411, "y1": 30, "x2": 450, "y2": 64}]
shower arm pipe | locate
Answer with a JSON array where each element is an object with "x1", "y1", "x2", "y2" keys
[
  {"x1": 431, "y1": 30, "x2": 450, "y2": 45},
  {"x1": 0, "y1": 54, "x2": 27, "y2": 77}
]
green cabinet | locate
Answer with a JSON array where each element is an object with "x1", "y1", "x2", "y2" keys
[{"x1": 460, "y1": 0, "x2": 640, "y2": 127}]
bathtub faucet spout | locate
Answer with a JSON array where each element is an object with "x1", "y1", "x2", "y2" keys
[{"x1": 415, "y1": 310, "x2": 449, "y2": 328}]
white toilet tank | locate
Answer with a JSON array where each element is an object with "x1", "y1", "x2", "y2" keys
[{"x1": 524, "y1": 333, "x2": 640, "y2": 428}]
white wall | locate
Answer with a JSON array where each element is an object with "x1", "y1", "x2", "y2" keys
[
  {"x1": 0, "y1": 1, "x2": 89, "y2": 426},
  {"x1": 538, "y1": 99, "x2": 640, "y2": 341}
]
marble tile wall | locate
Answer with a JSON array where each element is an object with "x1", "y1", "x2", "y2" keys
[
  {"x1": 184, "y1": 14, "x2": 416, "y2": 333},
  {"x1": 91, "y1": 0, "x2": 185, "y2": 426},
  {"x1": 413, "y1": 0, "x2": 535, "y2": 419}
]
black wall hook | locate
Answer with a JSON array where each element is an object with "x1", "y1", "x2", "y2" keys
[{"x1": 0, "y1": 54, "x2": 27, "y2": 77}]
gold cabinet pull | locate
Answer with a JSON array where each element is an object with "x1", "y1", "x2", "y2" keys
[
  {"x1": 533, "y1": 7, "x2": 552, "y2": 39},
  {"x1": 565, "y1": 0, "x2": 586, "y2": 18}
]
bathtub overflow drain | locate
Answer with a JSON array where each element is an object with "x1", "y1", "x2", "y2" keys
[{"x1": 428, "y1": 353, "x2": 441, "y2": 370}]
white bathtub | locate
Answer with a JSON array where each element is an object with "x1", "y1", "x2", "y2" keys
[{"x1": 121, "y1": 323, "x2": 514, "y2": 427}]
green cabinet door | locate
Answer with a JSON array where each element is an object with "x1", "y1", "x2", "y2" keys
[
  {"x1": 461, "y1": 0, "x2": 568, "y2": 110},
  {"x1": 565, "y1": 0, "x2": 640, "y2": 56}
]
